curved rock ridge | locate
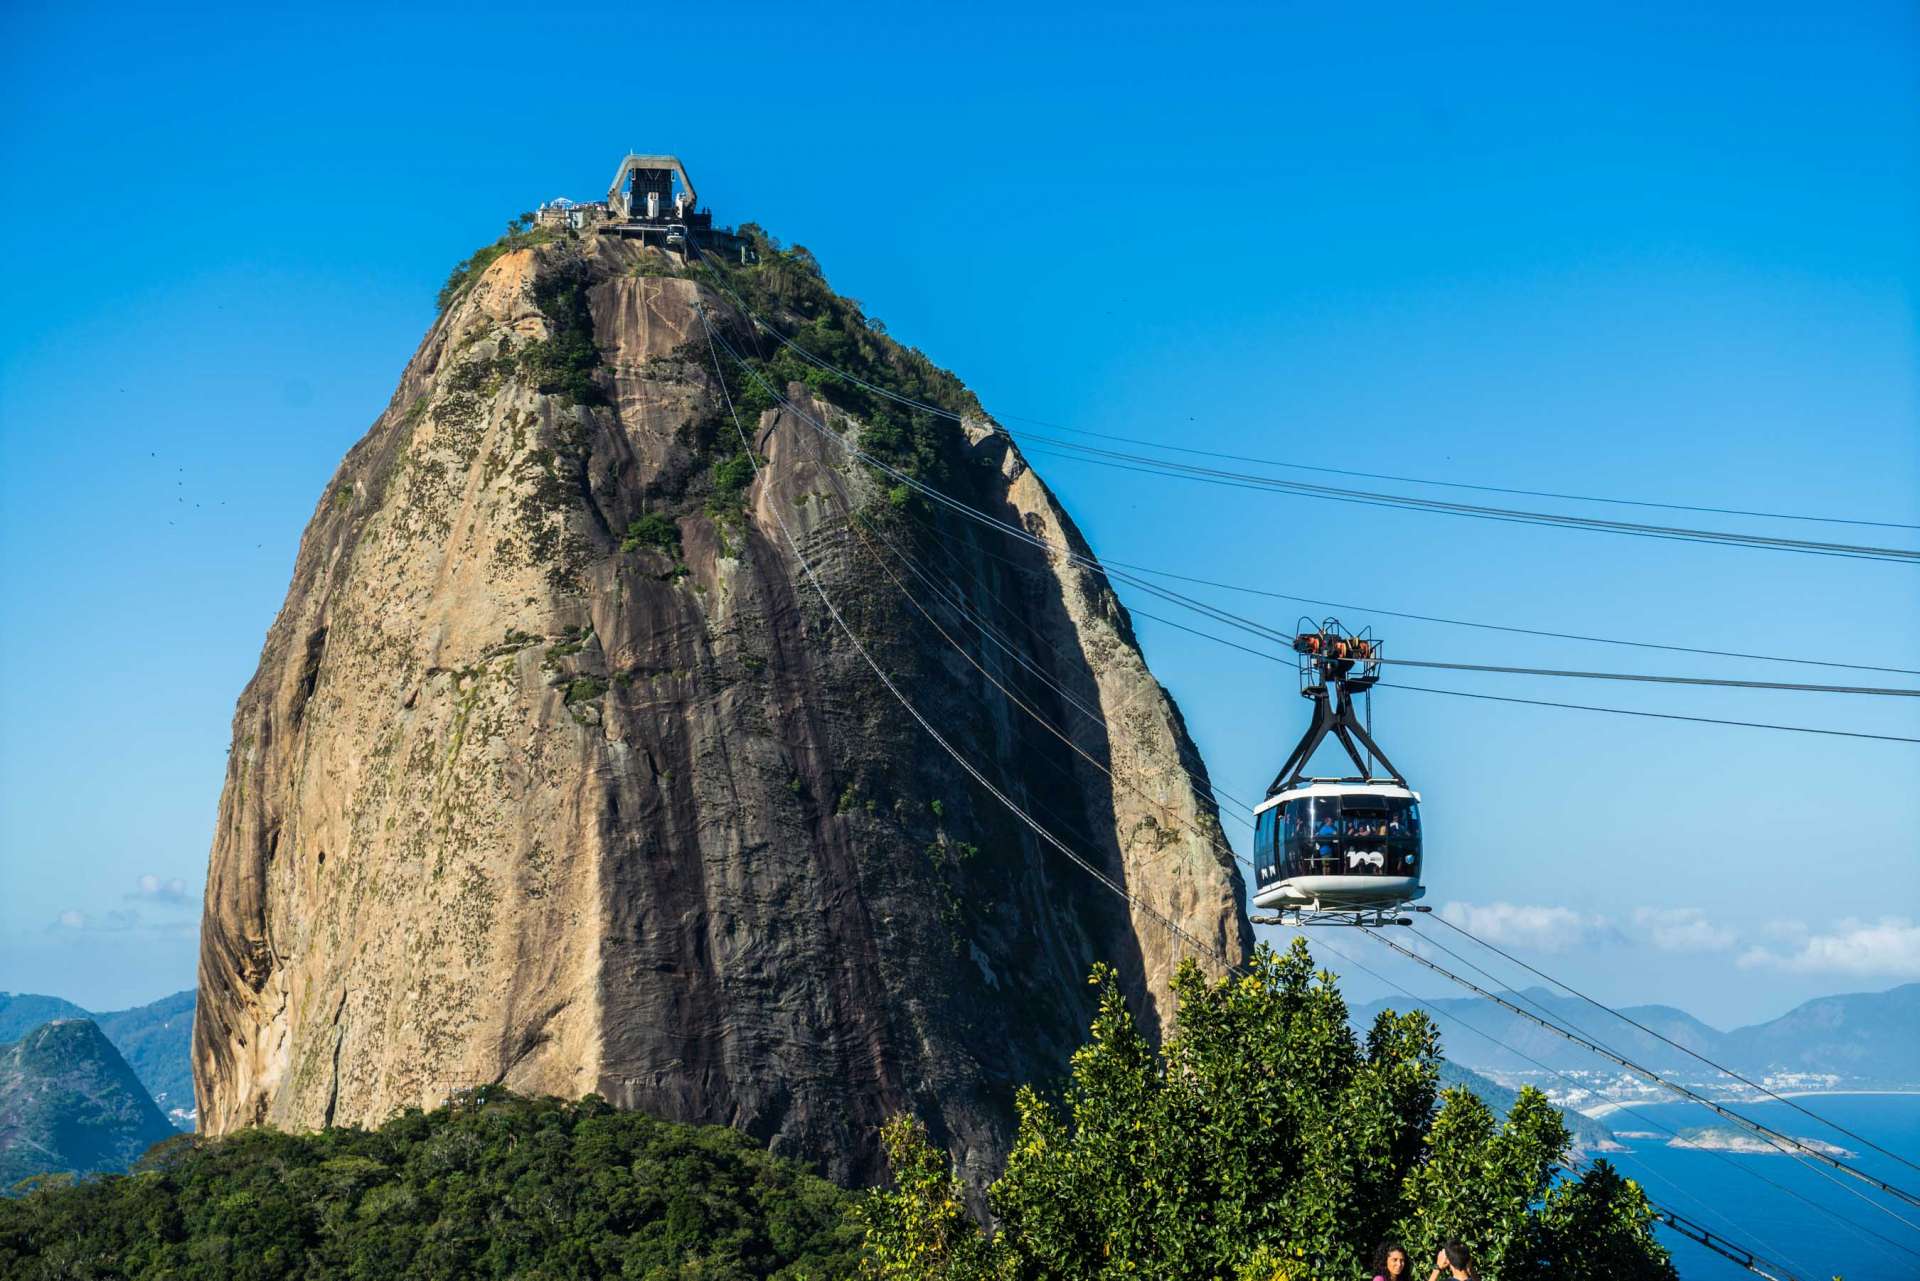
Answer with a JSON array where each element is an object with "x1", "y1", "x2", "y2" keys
[{"x1": 193, "y1": 230, "x2": 1251, "y2": 1185}]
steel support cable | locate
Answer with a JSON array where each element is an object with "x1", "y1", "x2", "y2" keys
[
  {"x1": 1090, "y1": 564, "x2": 1920, "y2": 678},
  {"x1": 707, "y1": 328, "x2": 1920, "y2": 746},
  {"x1": 1086, "y1": 559, "x2": 1920, "y2": 699},
  {"x1": 1297, "y1": 931, "x2": 1839, "y2": 1281},
  {"x1": 850, "y1": 515, "x2": 1264, "y2": 834},
  {"x1": 1403, "y1": 923, "x2": 1920, "y2": 1238},
  {"x1": 711, "y1": 327, "x2": 1910, "y2": 697},
  {"x1": 702, "y1": 276, "x2": 1257, "y2": 828},
  {"x1": 1349, "y1": 655, "x2": 1919, "y2": 698},
  {"x1": 1118, "y1": 604, "x2": 1920, "y2": 746},
  {"x1": 830, "y1": 483, "x2": 1262, "y2": 821},
  {"x1": 883, "y1": 516, "x2": 1271, "y2": 821},
  {"x1": 705, "y1": 294, "x2": 1910, "y2": 1254},
  {"x1": 877, "y1": 498, "x2": 1266, "y2": 814},
  {"x1": 1377, "y1": 682, "x2": 1920, "y2": 746},
  {"x1": 828, "y1": 475, "x2": 1259, "y2": 878},
  {"x1": 713, "y1": 281, "x2": 1890, "y2": 1250},
  {"x1": 1361, "y1": 929, "x2": 1920, "y2": 1216},
  {"x1": 699, "y1": 267, "x2": 1917, "y2": 562},
  {"x1": 698, "y1": 267, "x2": 1919, "y2": 533},
  {"x1": 709, "y1": 325, "x2": 1901, "y2": 691},
  {"x1": 696, "y1": 308, "x2": 1238, "y2": 979},
  {"x1": 1422, "y1": 913, "x2": 1920, "y2": 1177},
  {"x1": 1017, "y1": 440, "x2": 1920, "y2": 564},
  {"x1": 719, "y1": 316, "x2": 1269, "y2": 825},
  {"x1": 1643, "y1": 1208, "x2": 1794, "y2": 1281},
  {"x1": 700, "y1": 290, "x2": 1893, "y2": 1263}
]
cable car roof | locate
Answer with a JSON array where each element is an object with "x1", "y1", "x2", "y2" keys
[{"x1": 1253, "y1": 781, "x2": 1420, "y2": 815}]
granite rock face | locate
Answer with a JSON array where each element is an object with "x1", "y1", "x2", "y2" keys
[{"x1": 193, "y1": 231, "x2": 1250, "y2": 1185}]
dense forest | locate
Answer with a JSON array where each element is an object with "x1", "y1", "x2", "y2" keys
[
  {"x1": 2, "y1": 942, "x2": 1674, "y2": 1281},
  {"x1": 0, "y1": 1094, "x2": 861, "y2": 1280}
]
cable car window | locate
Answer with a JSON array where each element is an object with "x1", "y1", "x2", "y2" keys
[
  {"x1": 1254, "y1": 809, "x2": 1277, "y2": 882},
  {"x1": 1307, "y1": 798, "x2": 1341, "y2": 873}
]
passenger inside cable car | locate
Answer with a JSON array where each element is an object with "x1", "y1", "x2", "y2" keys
[{"x1": 1252, "y1": 787, "x2": 1423, "y2": 909}]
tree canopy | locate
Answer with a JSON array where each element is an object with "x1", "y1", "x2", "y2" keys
[
  {"x1": 0, "y1": 1091, "x2": 860, "y2": 1280},
  {"x1": 858, "y1": 940, "x2": 1675, "y2": 1281},
  {"x1": 1, "y1": 942, "x2": 1678, "y2": 1281}
]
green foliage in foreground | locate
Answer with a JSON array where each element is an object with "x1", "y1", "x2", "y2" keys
[
  {"x1": 858, "y1": 940, "x2": 1676, "y2": 1281},
  {"x1": 0, "y1": 945, "x2": 1678, "y2": 1281},
  {"x1": 0, "y1": 1092, "x2": 861, "y2": 1281}
]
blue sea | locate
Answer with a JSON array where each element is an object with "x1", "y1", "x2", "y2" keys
[{"x1": 1594, "y1": 1093, "x2": 1920, "y2": 1281}]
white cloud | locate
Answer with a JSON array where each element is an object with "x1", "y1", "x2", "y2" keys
[
  {"x1": 49, "y1": 908, "x2": 149, "y2": 934},
  {"x1": 1437, "y1": 901, "x2": 1611, "y2": 952},
  {"x1": 129, "y1": 874, "x2": 194, "y2": 906},
  {"x1": 1737, "y1": 917, "x2": 1920, "y2": 978},
  {"x1": 1633, "y1": 907, "x2": 1737, "y2": 953}
]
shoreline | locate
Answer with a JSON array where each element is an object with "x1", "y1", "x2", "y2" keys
[{"x1": 1579, "y1": 1088, "x2": 1920, "y2": 1121}]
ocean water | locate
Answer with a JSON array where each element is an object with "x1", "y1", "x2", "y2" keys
[{"x1": 1594, "y1": 1093, "x2": 1920, "y2": 1281}]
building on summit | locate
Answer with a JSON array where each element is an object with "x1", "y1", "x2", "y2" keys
[{"x1": 536, "y1": 153, "x2": 749, "y2": 258}]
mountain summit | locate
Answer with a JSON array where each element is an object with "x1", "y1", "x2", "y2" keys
[
  {"x1": 0, "y1": 1019, "x2": 175, "y2": 1188},
  {"x1": 194, "y1": 216, "x2": 1250, "y2": 1184}
]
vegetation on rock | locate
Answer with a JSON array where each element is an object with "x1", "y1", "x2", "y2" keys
[
  {"x1": 696, "y1": 226, "x2": 982, "y2": 499},
  {"x1": 858, "y1": 940, "x2": 1676, "y2": 1281},
  {"x1": 522, "y1": 259, "x2": 608, "y2": 406},
  {"x1": 436, "y1": 215, "x2": 558, "y2": 312}
]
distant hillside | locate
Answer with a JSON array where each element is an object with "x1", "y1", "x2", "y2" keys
[
  {"x1": 1352, "y1": 982, "x2": 1920, "y2": 1088},
  {"x1": 0, "y1": 1090, "x2": 860, "y2": 1277},
  {"x1": 0, "y1": 1020, "x2": 176, "y2": 1191},
  {"x1": 92, "y1": 993, "x2": 195, "y2": 1123},
  {"x1": 1724, "y1": 983, "x2": 1920, "y2": 1084},
  {"x1": 0, "y1": 992, "x2": 195, "y2": 1129},
  {"x1": 1437, "y1": 1060, "x2": 1617, "y2": 1153},
  {"x1": 0, "y1": 996, "x2": 89, "y2": 1044}
]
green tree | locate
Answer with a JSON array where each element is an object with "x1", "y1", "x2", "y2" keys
[
  {"x1": 855, "y1": 1117, "x2": 993, "y2": 1281},
  {"x1": 0, "y1": 1091, "x2": 862, "y2": 1280},
  {"x1": 1507, "y1": 1160, "x2": 1679, "y2": 1281},
  {"x1": 862, "y1": 940, "x2": 1674, "y2": 1281}
]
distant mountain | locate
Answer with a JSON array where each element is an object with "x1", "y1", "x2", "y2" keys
[
  {"x1": 0, "y1": 1020, "x2": 177, "y2": 1190},
  {"x1": 0, "y1": 994, "x2": 90, "y2": 1044},
  {"x1": 1349, "y1": 988, "x2": 1729, "y2": 1077},
  {"x1": 1724, "y1": 983, "x2": 1920, "y2": 1084},
  {"x1": 0, "y1": 991, "x2": 196, "y2": 1128},
  {"x1": 1351, "y1": 983, "x2": 1920, "y2": 1091},
  {"x1": 92, "y1": 991, "x2": 196, "y2": 1122}
]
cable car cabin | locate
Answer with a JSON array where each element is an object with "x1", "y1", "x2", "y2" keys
[{"x1": 1252, "y1": 783, "x2": 1424, "y2": 912}]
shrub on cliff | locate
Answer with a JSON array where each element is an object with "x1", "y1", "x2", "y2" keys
[
  {"x1": 437, "y1": 217, "x2": 559, "y2": 312},
  {"x1": 0, "y1": 1092, "x2": 861, "y2": 1280},
  {"x1": 857, "y1": 939, "x2": 1675, "y2": 1281}
]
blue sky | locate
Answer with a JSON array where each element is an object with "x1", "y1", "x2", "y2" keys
[{"x1": 1, "y1": 0, "x2": 1915, "y2": 1024}]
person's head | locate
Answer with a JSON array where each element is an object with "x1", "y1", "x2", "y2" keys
[
  {"x1": 1438, "y1": 1241, "x2": 1475, "y2": 1276},
  {"x1": 1372, "y1": 1241, "x2": 1409, "y2": 1278}
]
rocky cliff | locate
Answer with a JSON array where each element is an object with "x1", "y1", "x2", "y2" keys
[{"x1": 193, "y1": 224, "x2": 1250, "y2": 1185}]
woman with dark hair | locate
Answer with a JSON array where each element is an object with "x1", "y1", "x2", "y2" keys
[
  {"x1": 1428, "y1": 1241, "x2": 1477, "y2": 1281},
  {"x1": 1371, "y1": 1241, "x2": 1411, "y2": 1281}
]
